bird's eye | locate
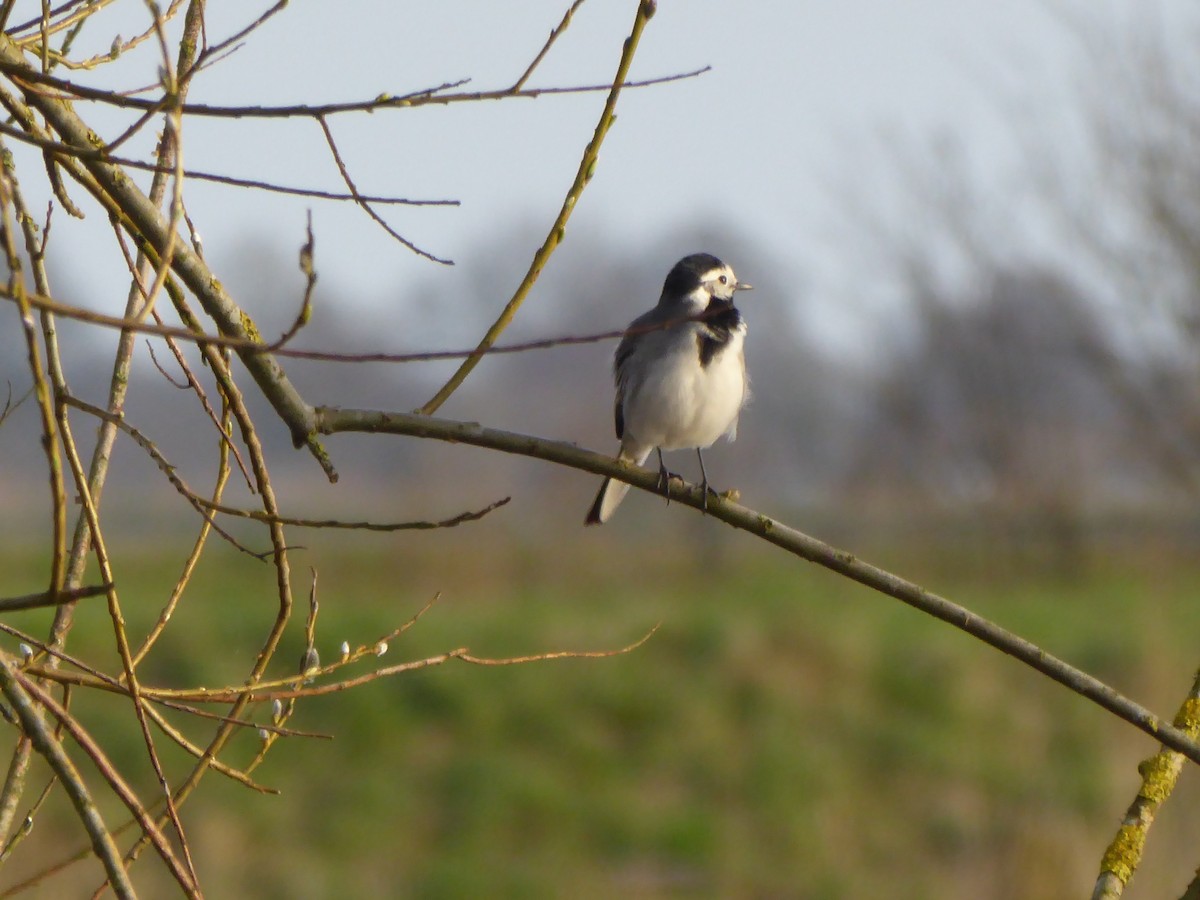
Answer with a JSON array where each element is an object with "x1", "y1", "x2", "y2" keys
[{"x1": 719, "y1": 275, "x2": 728, "y2": 285}]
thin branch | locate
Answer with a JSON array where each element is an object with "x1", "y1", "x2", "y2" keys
[
  {"x1": 272, "y1": 210, "x2": 317, "y2": 348},
  {"x1": 123, "y1": 293, "x2": 301, "y2": 870},
  {"x1": 144, "y1": 324, "x2": 254, "y2": 487},
  {"x1": 0, "y1": 139, "x2": 69, "y2": 856},
  {"x1": 6, "y1": 0, "x2": 104, "y2": 36},
  {"x1": 0, "y1": 583, "x2": 112, "y2": 613},
  {"x1": 0, "y1": 56, "x2": 709, "y2": 118},
  {"x1": 188, "y1": 0, "x2": 287, "y2": 66},
  {"x1": 0, "y1": 381, "x2": 33, "y2": 429},
  {"x1": 0, "y1": 171, "x2": 67, "y2": 604},
  {"x1": 8, "y1": 667, "x2": 194, "y2": 894},
  {"x1": 141, "y1": 704, "x2": 278, "y2": 795},
  {"x1": 130, "y1": 628, "x2": 659, "y2": 704},
  {"x1": 63, "y1": 394, "x2": 271, "y2": 559},
  {"x1": 4, "y1": 286, "x2": 720, "y2": 364},
  {"x1": 313, "y1": 403, "x2": 1200, "y2": 766},
  {"x1": 0, "y1": 661, "x2": 134, "y2": 899},
  {"x1": 113, "y1": 222, "x2": 254, "y2": 489},
  {"x1": 0, "y1": 0, "x2": 19, "y2": 32},
  {"x1": 55, "y1": 327, "x2": 199, "y2": 894},
  {"x1": 459, "y1": 627, "x2": 659, "y2": 666},
  {"x1": 193, "y1": 495, "x2": 511, "y2": 532},
  {"x1": 0, "y1": 778, "x2": 53, "y2": 866},
  {"x1": 145, "y1": 341, "x2": 189, "y2": 388},
  {"x1": 0, "y1": 114, "x2": 459, "y2": 205},
  {"x1": 2, "y1": 624, "x2": 327, "y2": 745},
  {"x1": 419, "y1": 0, "x2": 662, "y2": 413},
  {"x1": 131, "y1": 409, "x2": 238, "y2": 666},
  {"x1": 316, "y1": 115, "x2": 448, "y2": 264},
  {"x1": 511, "y1": 0, "x2": 589, "y2": 92},
  {"x1": 13, "y1": 0, "x2": 187, "y2": 68}
]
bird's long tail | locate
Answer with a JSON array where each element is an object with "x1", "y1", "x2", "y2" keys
[{"x1": 584, "y1": 444, "x2": 651, "y2": 525}]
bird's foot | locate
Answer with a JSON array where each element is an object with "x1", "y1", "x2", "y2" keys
[
  {"x1": 656, "y1": 464, "x2": 685, "y2": 505},
  {"x1": 698, "y1": 480, "x2": 731, "y2": 514}
]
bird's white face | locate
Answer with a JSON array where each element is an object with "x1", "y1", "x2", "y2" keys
[{"x1": 698, "y1": 263, "x2": 748, "y2": 303}]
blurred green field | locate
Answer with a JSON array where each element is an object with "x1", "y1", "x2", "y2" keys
[{"x1": 2, "y1": 530, "x2": 1199, "y2": 898}]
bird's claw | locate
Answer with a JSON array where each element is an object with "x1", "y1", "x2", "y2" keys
[
  {"x1": 656, "y1": 466, "x2": 684, "y2": 505},
  {"x1": 699, "y1": 480, "x2": 723, "y2": 514}
]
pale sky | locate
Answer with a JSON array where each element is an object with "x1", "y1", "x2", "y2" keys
[{"x1": 9, "y1": 1, "x2": 1190, "y2": 349}]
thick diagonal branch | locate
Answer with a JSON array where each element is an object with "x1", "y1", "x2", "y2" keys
[{"x1": 314, "y1": 403, "x2": 1200, "y2": 767}]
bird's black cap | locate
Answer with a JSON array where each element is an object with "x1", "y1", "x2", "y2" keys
[{"x1": 662, "y1": 252, "x2": 725, "y2": 298}]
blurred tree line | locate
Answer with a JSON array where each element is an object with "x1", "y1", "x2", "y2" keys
[{"x1": 2, "y1": 218, "x2": 1196, "y2": 565}]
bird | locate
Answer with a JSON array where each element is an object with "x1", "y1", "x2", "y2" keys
[{"x1": 585, "y1": 252, "x2": 752, "y2": 525}]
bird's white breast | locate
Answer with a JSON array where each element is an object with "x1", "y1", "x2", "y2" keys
[{"x1": 622, "y1": 321, "x2": 748, "y2": 451}]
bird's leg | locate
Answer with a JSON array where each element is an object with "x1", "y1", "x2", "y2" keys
[
  {"x1": 696, "y1": 449, "x2": 720, "y2": 514},
  {"x1": 656, "y1": 448, "x2": 673, "y2": 505}
]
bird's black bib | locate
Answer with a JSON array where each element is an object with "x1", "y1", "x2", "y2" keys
[{"x1": 697, "y1": 299, "x2": 742, "y2": 368}]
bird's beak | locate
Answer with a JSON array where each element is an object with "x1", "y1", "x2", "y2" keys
[{"x1": 735, "y1": 281, "x2": 753, "y2": 292}]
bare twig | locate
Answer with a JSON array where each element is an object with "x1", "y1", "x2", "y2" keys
[
  {"x1": 0, "y1": 115, "x2": 459, "y2": 204},
  {"x1": 272, "y1": 210, "x2": 318, "y2": 348},
  {"x1": 0, "y1": 661, "x2": 135, "y2": 899},
  {"x1": 4, "y1": 285, "x2": 724, "y2": 364},
  {"x1": 188, "y1": 0, "x2": 287, "y2": 66},
  {"x1": 0, "y1": 170, "x2": 67, "y2": 604},
  {"x1": 56, "y1": 347, "x2": 199, "y2": 894},
  {"x1": 131, "y1": 407, "x2": 238, "y2": 666},
  {"x1": 0, "y1": 55, "x2": 708, "y2": 118},
  {"x1": 113, "y1": 222, "x2": 254, "y2": 488},
  {"x1": 145, "y1": 341, "x2": 189, "y2": 388},
  {"x1": 9, "y1": 666, "x2": 195, "y2": 895},
  {"x1": 13, "y1": 0, "x2": 187, "y2": 67},
  {"x1": 126, "y1": 628, "x2": 659, "y2": 704},
  {"x1": 141, "y1": 704, "x2": 278, "y2": 795},
  {"x1": 0, "y1": 381, "x2": 33, "y2": 429},
  {"x1": 420, "y1": 0, "x2": 662, "y2": 413},
  {"x1": 511, "y1": 0, "x2": 589, "y2": 91},
  {"x1": 0, "y1": 779, "x2": 54, "y2": 866},
  {"x1": 0, "y1": 583, "x2": 113, "y2": 613},
  {"x1": 316, "y1": 115, "x2": 447, "y2": 264},
  {"x1": 63, "y1": 394, "x2": 271, "y2": 559},
  {"x1": 192, "y1": 495, "x2": 512, "y2": 532}
]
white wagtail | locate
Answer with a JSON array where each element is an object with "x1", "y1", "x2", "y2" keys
[{"x1": 585, "y1": 253, "x2": 752, "y2": 525}]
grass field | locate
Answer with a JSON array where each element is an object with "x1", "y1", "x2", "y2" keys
[{"x1": 2, "y1": 527, "x2": 1199, "y2": 898}]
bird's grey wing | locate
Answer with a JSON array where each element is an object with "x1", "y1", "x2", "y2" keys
[
  {"x1": 612, "y1": 333, "x2": 636, "y2": 439},
  {"x1": 611, "y1": 306, "x2": 670, "y2": 440}
]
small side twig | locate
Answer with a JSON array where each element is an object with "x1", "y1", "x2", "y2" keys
[
  {"x1": 134, "y1": 625, "x2": 660, "y2": 704},
  {"x1": 0, "y1": 583, "x2": 113, "y2": 613},
  {"x1": 191, "y1": 495, "x2": 511, "y2": 532},
  {"x1": 511, "y1": 0, "x2": 589, "y2": 92},
  {"x1": 270, "y1": 211, "x2": 318, "y2": 349},
  {"x1": 316, "y1": 115, "x2": 448, "y2": 264}
]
